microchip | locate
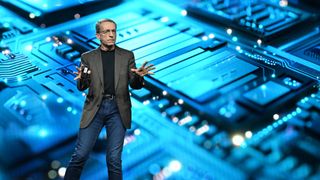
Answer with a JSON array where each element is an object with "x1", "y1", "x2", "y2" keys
[
  {"x1": 243, "y1": 81, "x2": 291, "y2": 106},
  {"x1": 304, "y1": 45, "x2": 320, "y2": 59},
  {"x1": 0, "y1": 0, "x2": 122, "y2": 26}
]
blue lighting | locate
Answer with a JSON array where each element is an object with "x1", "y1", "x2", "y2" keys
[
  {"x1": 3, "y1": 22, "x2": 10, "y2": 28},
  {"x1": 17, "y1": 76, "x2": 22, "y2": 82},
  {"x1": 219, "y1": 107, "x2": 227, "y2": 115},
  {"x1": 296, "y1": 107, "x2": 302, "y2": 113},
  {"x1": 20, "y1": 100, "x2": 27, "y2": 107},
  {"x1": 24, "y1": 44, "x2": 33, "y2": 51},
  {"x1": 232, "y1": 36, "x2": 238, "y2": 42},
  {"x1": 240, "y1": 142, "x2": 247, "y2": 148},
  {"x1": 41, "y1": 94, "x2": 48, "y2": 100},
  {"x1": 57, "y1": 97, "x2": 64, "y2": 103},
  {"x1": 38, "y1": 129, "x2": 48, "y2": 138},
  {"x1": 273, "y1": 122, "x2": 279, "y2": 128},
  {"x1": 278, "y1": 119, "x2": 284, "y2": 125},
  {"x1": 67, "y1": 106, "x2": 72, "y2": 112},
  {"x1": 72, "y1": 109, "x2": 77, "y2": 115},
  {"x1": 244, "y1": 81, "x2": 290, "y2": 106},
  {"x1": 158, "y1": 103, "x2": 164, "y2": 108},
  {"x1": 34, "y1": 11, "x2": 42, "y2": 17},
  {"x1": 262, "y1": 128, "x2": 269, "y2": 134}
]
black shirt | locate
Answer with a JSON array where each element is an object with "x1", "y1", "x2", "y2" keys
[{"x1": 101, "y1": 49, "x2": 115, "y2": 95}]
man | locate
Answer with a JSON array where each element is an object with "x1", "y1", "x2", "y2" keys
[{"x1": 64, "y1": 19, "x2": 155, "y2": 180}]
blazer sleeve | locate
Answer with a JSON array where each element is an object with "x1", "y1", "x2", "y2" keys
[
  {"x1": 128, "y1": 52, "x2": 144, "y2": 89},
  {"x1": 77, "y1": 55, "x2": 91, "y2": 91}
]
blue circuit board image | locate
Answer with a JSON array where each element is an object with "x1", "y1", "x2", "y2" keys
[{"x1": 0, "y1": 0, "x2": 320, "y2": 179}]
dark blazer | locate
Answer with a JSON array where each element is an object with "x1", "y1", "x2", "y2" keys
[{"x1": 77, "y1": 46, "x2": 144, "y2": 129}]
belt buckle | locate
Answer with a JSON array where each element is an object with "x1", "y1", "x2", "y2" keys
[{"x1": 104, "y1": 94, "x2": 114, "y2": 100}]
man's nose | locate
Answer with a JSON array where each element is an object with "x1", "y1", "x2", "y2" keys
[{"x1": 109, "y1": 32, "x2": 114, "y2": 38}]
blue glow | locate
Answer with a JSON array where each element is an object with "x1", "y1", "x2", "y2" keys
[
  {"x1": 262, "y1": 129, "x2": 269, "y2": 135},
  {"x1": 232, "y1": 36, "x2": 238, "y2": 42},
  {"x1": 3, "y1": 22, "x2": 10, "y2": 28},
  {"x1": 219, "y1": 107, "x2": 227, "y2": 115},
  {"x1": 160, "y1": 16, "x2": 169, "y2": 23},
  {"x1": 17, "y1": 76, "x2": 22, "y2": 82},
  {"x1": 67, "y1": 106, "x2": 72, "y2": 112},
  {"x1": 296, "y1": 107, "x2": 302, "y2": 113},
  {"x1": 25, "y1": 44, "x2": 33, "y2": 51},
  {"x1": 38, "y1": 129, "x2": 48, "y2": 138},
  {"x1": 20, "y1": 100, "x2": 27, "y2": 107},
  {"x1": 34, "y1": 11, "x2": 42, "y2": 17},
  {"x1": 57, "y1": 97, "x2": 64, "y2": 103},
  {"x1": 272, "y1": 122, "x2": 279, "y2": 128},
  {"x1": 244, "y1": 81, "x2": 290, "y2": 106},
  {"x1": 240, "y1": 142, "x2": 247, "y2": 148},
  {"x1": 278, "y1": 119, "x2": 284, "y2": 125},
  {"x1": 72, "y1": 109, "x2": 77, "y2": 115},
  {"x1": 41, "y1": 94, "x2": 48, "y2": 100},
  {"x1": 158, "y1": 103, "x2": 164, "y2": 108}
]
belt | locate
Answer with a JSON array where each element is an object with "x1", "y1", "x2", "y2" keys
[{"x1": 102, "y1": 94, "x2": 115, "y2": 100}]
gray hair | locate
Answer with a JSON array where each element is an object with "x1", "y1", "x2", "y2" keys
[{"x1": 95, "y1": 19, "x2": 117, "y2": 33}]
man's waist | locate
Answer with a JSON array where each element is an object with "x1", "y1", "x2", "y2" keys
[{"x1": 102, "y1": 94, "x2": 115, "y2": 100}]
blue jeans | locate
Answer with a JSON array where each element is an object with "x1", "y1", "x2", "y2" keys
[{"x1": 65, "y1": 98, "x2": 126, "y2": 180}]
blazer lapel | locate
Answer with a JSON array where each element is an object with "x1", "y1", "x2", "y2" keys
[
  {"x1": 114, "y1": 46, "x2": 121, "y2": 91},
  {"x1": 93, "y1": 48, "x2": 104, "y2": 86}
]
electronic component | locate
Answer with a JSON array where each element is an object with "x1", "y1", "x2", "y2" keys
[
  {"x1": 0, "y1": 0, "x2": 319, "y2": 179},
  {"x1": 186, "y1": 0, "x2": 315, "y2": 40},
  {"x1": 243, "y1": 81, "x2": 290, "y2": 106},
  {"x1": 0, "y1": 0, "x2": 122, "y2": 27}
]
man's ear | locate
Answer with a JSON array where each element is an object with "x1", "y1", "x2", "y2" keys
[{"x1": 96, "y1": 33, "x2": 100, "y2": 40}]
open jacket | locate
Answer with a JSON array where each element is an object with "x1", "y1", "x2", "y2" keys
[{"x1": 77, "y1": 46, "x2": 144, "y2": 129}]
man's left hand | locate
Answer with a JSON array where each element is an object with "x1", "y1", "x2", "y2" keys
[{"x1": 131, "y1": 61, "x2": 156, "y2": 77}]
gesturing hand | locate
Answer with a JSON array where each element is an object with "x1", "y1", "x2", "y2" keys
[
  {"x1": 131, "y1": 61, "x2": 156, "y2": 77},
  {"x1": 73, "y1": 65, "x2": 91, "y2": 80},
  {"x1": 73, "y1": 66, "x2": 82, "y2": 80}
]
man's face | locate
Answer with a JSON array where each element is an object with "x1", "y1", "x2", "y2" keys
[{"x1": 96, "y1": 22, "x2": 116, "y2": 46}]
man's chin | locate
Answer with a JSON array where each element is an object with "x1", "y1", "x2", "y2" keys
[{"x1": 106, "y1": 43, "x2": 115, "y2": 46}]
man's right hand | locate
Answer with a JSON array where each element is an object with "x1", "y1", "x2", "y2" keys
[
  {"x1": 73, "y1": 66, "x2": 82, "y2": 80},
  {"x1": 73, "y1": 65, "x2": 91, "y2": 80}
]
